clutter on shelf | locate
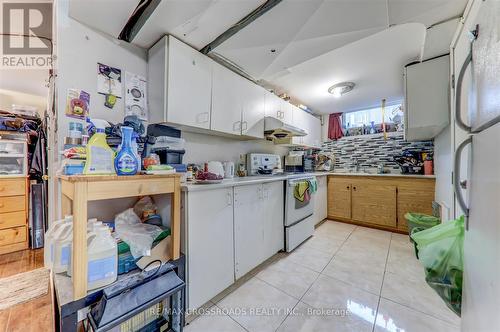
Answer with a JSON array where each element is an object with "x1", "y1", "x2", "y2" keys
[{"x1": 46, "y1": 195, "x2": 172, "y2": 290}]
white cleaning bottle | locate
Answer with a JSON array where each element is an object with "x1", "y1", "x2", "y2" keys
[
  {"x1": 67, "y1": 219, "x2": 102, "y2": 277},
  {"x1": 44, "y1": 215, "x2": 73, "y2": 269},
  {"x1": 87, "y1": 225, "x2": 118, "y2": 290},
  {"x1": 52, "y1": 223, "x2": 74, "y2": 273}
]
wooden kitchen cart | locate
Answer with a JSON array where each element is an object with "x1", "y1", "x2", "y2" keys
[{"x1": 58, "y1": 173, "x2": 181, "y2": 300}]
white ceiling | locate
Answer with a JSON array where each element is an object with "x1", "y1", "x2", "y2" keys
[
  {"x1": 132, "y1": 0, "x2": 266, "y2": 49},
  {"x1": 269, "y1": 23, "x2": 426, "y2": 114},
  {"x1": 66, "y1": 0, "x2": 468, "y2": 114},
  {"x1": 213, "y1": 0, "x2": 468, "y2": 113}
]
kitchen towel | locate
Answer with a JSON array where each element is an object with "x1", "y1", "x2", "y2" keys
[
  {"x1": 294, "y1": 181, "x2": 310, "y2": 202},
  {"x1": 307, "y1": 178, "x2": 318, "y2": 194}
]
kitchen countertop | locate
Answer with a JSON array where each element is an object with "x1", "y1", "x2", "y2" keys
[{"x1": 181, "y1": 171, "x2": 435, "y2": 192}]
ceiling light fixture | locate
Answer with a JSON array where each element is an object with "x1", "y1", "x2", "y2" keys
[{"x1": 328, "y1": 82, "x2": 355, "y2": 98}]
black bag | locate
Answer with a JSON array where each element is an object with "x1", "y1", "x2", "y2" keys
[{"x1": 88, "y1": 262, "x2": 185, "y2": 331}]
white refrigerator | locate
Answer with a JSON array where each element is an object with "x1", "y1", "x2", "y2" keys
[{"x1": 454, "y1": 0, "x2": 500, "y2": 330}]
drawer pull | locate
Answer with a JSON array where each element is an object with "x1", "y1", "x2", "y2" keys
[
  {"x1": 353, "y1": 186, "x2": 357, "y2": 191},
  {"x1": 346, "y1": 186, "x2": 350, "y2": 189}
]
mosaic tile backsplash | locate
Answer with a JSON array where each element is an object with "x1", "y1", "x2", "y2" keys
[{"x1": 321, "y1": 133, "x2": 434, "y2": 172}]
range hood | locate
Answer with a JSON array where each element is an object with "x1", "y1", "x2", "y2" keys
[{"x1": 264, "y1": 117, "x2": 307, "y2": 142}]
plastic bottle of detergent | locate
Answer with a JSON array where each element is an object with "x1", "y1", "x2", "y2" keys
[
  {"x1": 67, "y1": 219, "x2": 103, "y2": 277},
  {"x1": 114, "y1": 126, "x2": 139, "y2": 175},
  {"x1": 44, "y1": 215, "x2": 73, "y2": 269},
  {"x1": 84, "y1": 118, "x2": 116, "y2": 175},
  {"x1": 52, "y1": 223, "x2": 73, "y2": 273},
  {"x1": 87, "y1": 225, "x2": 118, "y2": 290}
]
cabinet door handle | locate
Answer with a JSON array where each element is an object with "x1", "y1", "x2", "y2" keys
[
  {"x1": 241, "y1": 121, "x2": 248, "y2": 131},
  {"x1": 227, "y1": 192, "x2": 232, "y2": 206},
  {"x1": 346, "y1": 186, "x2": 350, "y2": 189},
  {"x1": 233, "y1": 121, "x2": 241, "y2": 131},
  {"x1": 196, "y1": 112, "x2": 209, "y2": 123},
  {"x1": 352, "y1": 186, "x2": 356, "y2": 191}
]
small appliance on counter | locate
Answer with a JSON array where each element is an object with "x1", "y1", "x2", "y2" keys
[
  {"x1": 247, "y1": 153, "x2": 283, "y2": 175},
  {"x1": 284, "y1": 151, "x2": 304, "y2": 173},
  {"x1": 223, "y1": 161, "x2": 235, "y2": 178},
  {"x1": 144, "y1": 124, "x2": 187, "y2": 173}
]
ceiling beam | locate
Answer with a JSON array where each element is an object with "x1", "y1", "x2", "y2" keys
[
  {"x1": 199, "y1": 0, "x2": 283, "y2": 54},
  {"x1": 118, "y1": 0, "x2": 162, "y2": 42}
]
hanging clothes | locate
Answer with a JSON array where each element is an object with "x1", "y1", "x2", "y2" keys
[{"x1": 328, "y1": 113, "x2": 344, "y2": 140}]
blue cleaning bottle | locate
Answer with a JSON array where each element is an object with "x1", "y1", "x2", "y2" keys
[{"x1": 114, "y1": 126, "x2": 139, "y2": 175}]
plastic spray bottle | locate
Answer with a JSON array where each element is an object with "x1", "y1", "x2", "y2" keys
[
  {"x1": 114, "y1": 126, "x2": 139, "y2": 175},
  {"x1": 84, "y1": 118, "x2": 116, "y2": 175}
]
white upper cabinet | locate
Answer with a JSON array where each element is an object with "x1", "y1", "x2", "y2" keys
[
  {"x1": 148, "y1": 35, "x2": 212, "y2": 129},
  {"x1": 404, "y1": 55, "x2": 450, "y2": 141},
  {"x1": 279, "y1": 99, "x2": 294, "y2": 126},
  {"x1": 241, "y1": 80, "x2": 266, "y2": 139},
  {"x1": 211, "y1": 61, "x2": 244, "y2": 135},
  {"x1": 292, "y1": 106, "x2": 308, "y2": 145},
  {"x1": 309, "y1": 115, "x2": 322, "y2": 148},
  {"x1": 292, "y1": 106, "x2": 322, "y2": 148},
  {"x1": 264, "y1": 90, "x2": 281, "y2": 119}
]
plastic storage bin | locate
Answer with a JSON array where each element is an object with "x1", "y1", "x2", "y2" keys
[{"x1": 0, "y1": 139, "x2": 27, "y2": 176}]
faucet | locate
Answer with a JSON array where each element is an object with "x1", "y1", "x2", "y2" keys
[{"x1": 352, "y1": 158, "x2": 359, "y2": 172}]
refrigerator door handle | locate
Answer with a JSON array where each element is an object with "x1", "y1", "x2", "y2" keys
[
  {"x1": 455, "y1": 48, "x2": 473, "y2": 132},
  {"x1": 454, "y1": 137, "x2": 472, "y2": 226}
]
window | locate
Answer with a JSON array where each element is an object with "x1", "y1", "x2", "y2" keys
[{"x1": 343, "y1": 103, "x2": 404, "y2": 134}]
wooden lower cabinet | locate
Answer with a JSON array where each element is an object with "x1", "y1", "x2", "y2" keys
[
  {"x1": 327, "y1": 175, "x2": 435, "y2": 233},
  {"x1": 351, "y1": 181, "x2": 397, "y2": 227},
  {"x1": 327, "y1": 177, "x2": 352, "y2": 219},
  {"x1": 397, "y1": 181, "x2": 435, "y2": 231}
]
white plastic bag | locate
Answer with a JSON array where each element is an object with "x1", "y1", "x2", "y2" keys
[{"x1": 114, "y1": 208, "x2": 163, "y2": 258}]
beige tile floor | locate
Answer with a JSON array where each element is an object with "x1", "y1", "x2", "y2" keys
[{"x1": 185, "y1": 220, "x2": 460, "y2": 332}]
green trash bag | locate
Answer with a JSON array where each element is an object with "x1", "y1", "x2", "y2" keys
[
  {"x1": 405, "y1": 212, "x2": 440, "y2": 238},
  {"x1": 411, "y1": 216, "x2": 464, "y2": 317}
]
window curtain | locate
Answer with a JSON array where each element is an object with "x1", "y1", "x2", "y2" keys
[{"x1": 328, "y1": 113, "x2": 343, "y2": 140}]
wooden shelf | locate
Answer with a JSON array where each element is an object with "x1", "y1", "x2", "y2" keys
[{"x1": 57, "y1": 173, "x2": 182, "y2": 300}]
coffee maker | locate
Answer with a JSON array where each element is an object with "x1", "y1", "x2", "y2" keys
[{"x1": 284, "y1": 151, "x2": 305, "y2": 173}]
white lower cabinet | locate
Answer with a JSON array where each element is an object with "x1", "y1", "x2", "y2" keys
[
  {"x1": 185, "y1": 187, "x2": 235, "y2": 310},
  {"x1": 234, "y1": 183, "x2": 265, "y2": 279},
  {"x1": 262, "y1": 181, "x2": 285, "y2": 257},
  {"x1": 234, "y1": 182, "x2": 284, "y2": 279},
  {"x1": 313, "y1": 175, "x2": 328, "y2": 225},
  {"x1": 185, "y1": 181, "x2": 285, "y2": 309}
]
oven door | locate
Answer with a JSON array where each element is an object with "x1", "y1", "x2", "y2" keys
[{"x1": 285, "y1": 177, "x2": 315, "y2": 226}]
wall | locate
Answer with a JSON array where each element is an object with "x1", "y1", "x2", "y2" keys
[
  {"x1": 182, "y1": 132, "x2": 288, "y2": 165},
  {"x1": 321, "y1": 132, "x2": 434, "y2": 172},
  {"x1": 54, "y1": 0, "x2": 148, "y2": 221},
  {"x1": 433, "y1": 125, "x2": 453, "y2": 220},
  {"x1": 0, "y1": 89, "x2": 47, "y2": 115},
  {"x1": 55, "y1": 0, "x2": 147, "y2": 151}
]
